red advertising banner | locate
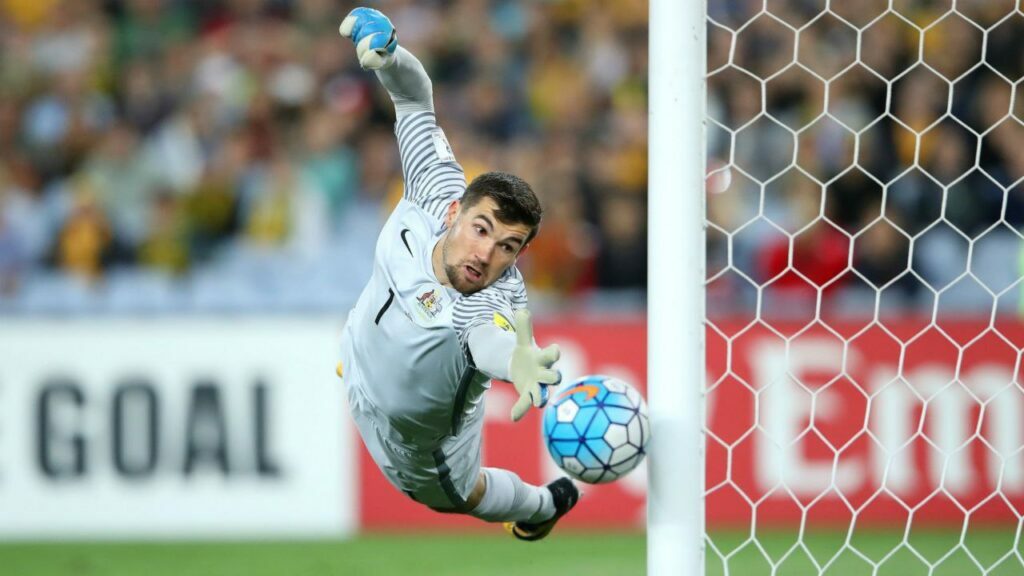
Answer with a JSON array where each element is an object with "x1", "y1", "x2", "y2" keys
[{"x1": 359, "y1": 317, "x2": 1024, "y2": 530}]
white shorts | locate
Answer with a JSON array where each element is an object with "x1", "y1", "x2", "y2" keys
[{"x1": 346, "y1": 381, "x2": 484, "y2": 512}]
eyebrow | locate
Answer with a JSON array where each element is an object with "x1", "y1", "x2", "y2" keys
[
  {"x1": 475, "y1": 214, "x2": 495, "y2": 231},
  {"x1": 474, "y1": 214, "x2": 526, "y2": 247}
]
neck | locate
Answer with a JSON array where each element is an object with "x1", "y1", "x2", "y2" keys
[{"x1": 432, "y1": 232, "x2": 452, "y2": 288}]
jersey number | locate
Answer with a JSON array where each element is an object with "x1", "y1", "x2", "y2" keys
[{"x1": 375, "y1": 289, "x2": 395, "y2": 325}]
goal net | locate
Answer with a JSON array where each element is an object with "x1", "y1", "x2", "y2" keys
[{"x1": 704, "y1": 1, "x2": 1024, "y2": 574}]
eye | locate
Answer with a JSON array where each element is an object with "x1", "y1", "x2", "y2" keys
[
  {"x1": 501, "y1": 244, "x2": 516, "y2": 254},
  {"x1": 474, "y1": 225, "x2": 486, "y2": 236}
]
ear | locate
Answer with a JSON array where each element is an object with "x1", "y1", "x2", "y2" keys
[{"x1": 444, "y1": 200, "x2": 460, "y2": 228}]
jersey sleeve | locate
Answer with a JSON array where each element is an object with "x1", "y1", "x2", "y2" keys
[
  {"x1": 452, "y1": 266, "x2": 528, "y2": 355},
  {"x1": 395, "y1": 111, "x2": 466, "y2": 222}
]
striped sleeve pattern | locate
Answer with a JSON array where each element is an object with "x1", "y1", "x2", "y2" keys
[
  {"x1": 452, "y1": 266, "x2": 529, "y2": 352},
  {"x1": 395, "y1": 111, "x2": 466, "y2": 221}
]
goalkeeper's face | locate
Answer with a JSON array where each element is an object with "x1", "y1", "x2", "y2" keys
[{"x1": 442, "y1": 197, "x2": 532, "y2": 294}]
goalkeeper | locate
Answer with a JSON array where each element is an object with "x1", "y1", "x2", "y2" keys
[{"x1": 336, "y1": 7, "x2": 580, "y2": 541}]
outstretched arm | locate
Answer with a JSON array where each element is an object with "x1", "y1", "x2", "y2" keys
[
  {"x1": 339, "y1": 8, "x2": 432, "y2": 115},
  {"x1": 467, "y1": 308, "x2": 561, "y2": 423},
  {"x1": 375, "y1": 47, "x2": 433, "y2": 118},
  {"x1": 453, "y1": 270, "x2": 561, "y2": 422},
  {"x1": 340, "y1": 7, "x2": 464, "y2": 219}
]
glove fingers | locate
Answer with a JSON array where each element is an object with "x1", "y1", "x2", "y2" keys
[
  {"x1": 538, "y1": 369, "x2": 560, "y2": 385},
  {"x1": 340, "y1": 8, "x2": 395, "y2": 53},
  {"x1": 538, "y1": 343, "x2": 560, "y2": 367},
  {"x1": 356, "y1": 35, "x2": 396, "y2": 69},
  {"x1": 362, "y1": 25, "x2": 395, "y2": 50},
  {"x1": 338, "y1": 14, "x2": 357, "y2": 38},
  {"x1": 514, "y1": 309, "x2": 534, "y2": 346},
  {"x1": 529, "y1": 385, "x2": 546, "y2": 408},
  {"x1": 511, "y1": 393, "x2": 532, "y2": 422},
  {"x1": 537, "y1": 384, "x2": 550, "y2": 409},
  {"x1": 344, "y1": 7, "x2": 384, "y2": 36}
]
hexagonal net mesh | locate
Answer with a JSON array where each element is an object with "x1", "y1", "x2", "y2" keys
[{"x1": 704, "y1": 1, "x2": 1024, "y2": 574}]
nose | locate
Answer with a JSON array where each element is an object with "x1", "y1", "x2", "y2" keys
[{"x1": 474, "y1": 240, "x2": 494, "y2": 266}]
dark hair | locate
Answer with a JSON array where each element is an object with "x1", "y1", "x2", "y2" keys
[{"x1": 462, "y1": 171, "x2": 543, "y2": 244}]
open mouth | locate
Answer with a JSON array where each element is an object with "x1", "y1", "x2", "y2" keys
[{"x1": 465, "y1": 265, "x2": 483, "y2": 282}]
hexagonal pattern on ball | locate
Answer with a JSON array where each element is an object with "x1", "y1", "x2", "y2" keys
[{"x1": 542, "y1": 374, "x2": 649, "y2": 485}]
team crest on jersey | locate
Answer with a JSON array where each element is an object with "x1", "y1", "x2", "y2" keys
[
  {"x1": 431, "y1": 129, "x2": 455, "y2": 163},
  {"x1": 493, "y1": 312, "x2": 514, "y2": 332},
  {"x1": 417, "y1": 288, "x2": 443, "y2": 319}
]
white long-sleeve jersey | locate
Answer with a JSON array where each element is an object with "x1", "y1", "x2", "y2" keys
[{"x1": 340, "y1": 50, "x2": 527, "y2": 449}]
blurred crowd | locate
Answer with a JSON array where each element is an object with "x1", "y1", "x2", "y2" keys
[
  {"x1": 0, "y1": 0, "x2": 646, "y2": 313},
  {"x1": 2, "y1": 0, "x2": 1021, "y2": 317},
  {"x1": 707, "y1": 0, "x2": 1024, "y2": 319}
]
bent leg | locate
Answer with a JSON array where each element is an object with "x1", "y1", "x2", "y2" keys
[
  {"x1": 348, "y1": 391, "x2": 554, "y2": 523},
  {"x1": 399, "y1": 411, "x2": 553, "y2": 523},
  {"x1": 467, "y1": 467, "x2": 555, "y2": 523}
]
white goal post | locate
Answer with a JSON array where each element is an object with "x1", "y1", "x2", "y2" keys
[{"x1": 647, "y1": 0, "x2": 707, "y2": 575}]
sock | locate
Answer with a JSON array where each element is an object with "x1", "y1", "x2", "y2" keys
[{"x1": 469, "y1": 467, "x2": 556, "y2": 523}]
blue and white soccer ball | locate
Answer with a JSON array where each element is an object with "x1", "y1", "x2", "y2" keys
[{"x1": 542, "y1": 375, "x2": 650, "y2": 484}]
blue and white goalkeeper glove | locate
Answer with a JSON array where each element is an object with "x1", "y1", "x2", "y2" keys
[
  {"x1": 339, "y1": 7, "x2": 398, "y2": 70},
  {"x1": 509, "y1": 310, "x2": 562, "y2": 422}
]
